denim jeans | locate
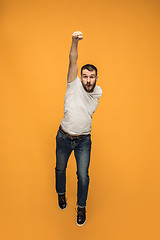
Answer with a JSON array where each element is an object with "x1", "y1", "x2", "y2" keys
[{"x1": 55, "y1": 126, "x2": 92, "y2": 208}]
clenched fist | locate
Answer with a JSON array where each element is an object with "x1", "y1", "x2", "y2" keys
[{"x1": 72, "y1": 31, "x2": 83, "y2": 41}]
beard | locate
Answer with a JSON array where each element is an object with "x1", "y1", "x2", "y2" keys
[{"x1": 81, "y1": 80, "x2": 97, "y2": 93}]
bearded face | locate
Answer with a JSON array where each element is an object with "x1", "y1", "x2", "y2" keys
[{"x1": 81, "y1": 69, "x2": 98, "y2": 93}]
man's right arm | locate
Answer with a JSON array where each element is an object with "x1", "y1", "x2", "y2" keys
[{"x1": 67, "y1": 31, "x2": 83, "y2": 83}]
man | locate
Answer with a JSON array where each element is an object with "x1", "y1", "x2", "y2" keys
[{"x1": 55, "y1": 31, "x2": 102, "y2": 226}]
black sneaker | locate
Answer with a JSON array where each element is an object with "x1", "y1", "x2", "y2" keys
[
  {"x1": 58, "y1": 193, "x2": 67, "y2": 210},
  {"x1": 76, "y1": 207, "x2": 86, "y2": 226}
]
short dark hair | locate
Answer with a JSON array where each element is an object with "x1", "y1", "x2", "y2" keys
[{"x1": 81, "y1": 64, "x2": 97, "y2": 76}]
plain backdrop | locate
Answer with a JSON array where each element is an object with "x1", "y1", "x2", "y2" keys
[{"x1": 0, "y1": 0, "x2": 160, "y2": 239}]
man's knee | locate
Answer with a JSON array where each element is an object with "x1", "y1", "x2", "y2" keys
[
  {"x1": 55, "y1": 166, "x2": 66, "y2": 173},
  {"x1": 77, "y1": 172, "x2": 90, "y2": 184}
]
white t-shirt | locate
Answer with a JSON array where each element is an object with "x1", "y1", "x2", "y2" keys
[{"x1": 60, "y1": 76, "x2": 102, "y2": 135}]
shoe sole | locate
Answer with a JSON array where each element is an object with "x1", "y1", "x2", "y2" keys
[
  {"x1": 59, "y1": 203, "x2": 67, "y2": 210},
  {"x1": 76, "y1": 219, "x2": 86, "y2": 227}
]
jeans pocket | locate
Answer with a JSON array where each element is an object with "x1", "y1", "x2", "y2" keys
[
  {"x1": 83, "y1": 135, "x2": 92, "y2": 148},
  {"x1": 56, "y1": 130, "x2": 66, "y2": 140}
]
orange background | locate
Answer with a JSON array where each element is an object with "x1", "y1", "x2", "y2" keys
[{"x1": 0, "y1": 0, "x2": 160, "y2": 239}]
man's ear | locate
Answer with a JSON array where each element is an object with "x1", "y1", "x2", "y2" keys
[{"x1": 96, "y1": 76, "x2": 98, "y2": 81}]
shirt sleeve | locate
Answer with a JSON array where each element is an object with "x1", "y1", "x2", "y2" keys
[
  {"x1": 97, "y1": 87, "x2": 102, "y2": 99},
  {"x1": 67, "y1": 76, "x2": 79, "y2": 89},
  {"x1": 90, "y1": 86, "x2": 102, "y2": 100}
]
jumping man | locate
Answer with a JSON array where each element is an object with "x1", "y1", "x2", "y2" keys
[{"x1": 55, "y1": 31, "x2": 102, "y2": 226}]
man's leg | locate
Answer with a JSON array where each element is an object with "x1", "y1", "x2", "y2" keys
[
  {"x1": 74, "y1": 135, "x2": 92, "y2": 208},
  {"x1": 55, "y1": 129, "x2": 72, "y2": 195}
]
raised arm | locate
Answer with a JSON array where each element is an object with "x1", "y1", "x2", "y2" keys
[{"x1": 67, "y1": 31, "x2": 83, "y2": 83}]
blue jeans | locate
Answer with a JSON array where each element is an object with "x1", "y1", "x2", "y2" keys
[{"x1": 55, "y1": 126, "x2": 92, "y2": 208}]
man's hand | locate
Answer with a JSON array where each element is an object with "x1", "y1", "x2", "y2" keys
[{"x1": 72, "y1": 31, "x2": 83, "y2": 41}]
